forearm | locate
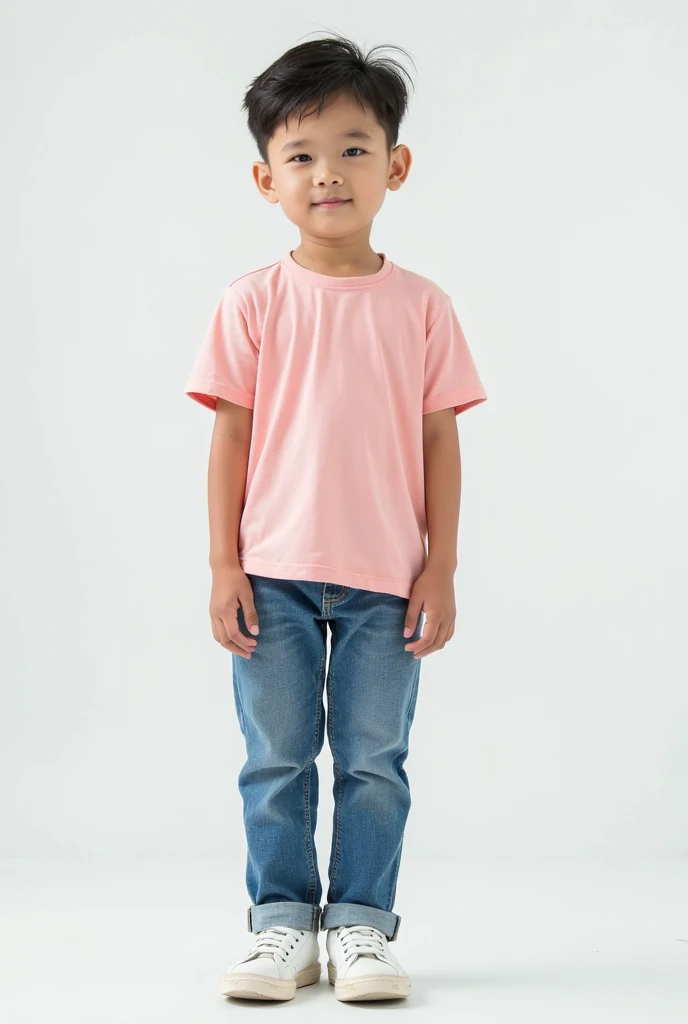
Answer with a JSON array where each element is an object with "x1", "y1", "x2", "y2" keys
[
  {"x1": 207, "y1": 427, "x2": 250, "y2": 570},
  {"x1": 423, "y1": 427, "x2": 461, "y2": 570}
]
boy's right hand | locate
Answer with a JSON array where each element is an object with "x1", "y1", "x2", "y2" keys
[{"x1": 209, "y1": 565, "x2": 260, "y2": 658}]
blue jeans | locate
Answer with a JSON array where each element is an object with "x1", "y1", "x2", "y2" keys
[{"x1": 232, "y1": 574, "x2": 425, "y2": 942}]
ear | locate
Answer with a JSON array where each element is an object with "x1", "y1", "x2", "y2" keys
[
  {"x1": 253, "y1": 161, "x2": 279, "y2": 204},
  {"x1": 387, "y1": 144, "x2": 412, "y2": 191}
]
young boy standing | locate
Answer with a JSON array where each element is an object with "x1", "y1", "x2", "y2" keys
[{"x1": 185, "y1": 35, "x2": 487, "y2": 1003}]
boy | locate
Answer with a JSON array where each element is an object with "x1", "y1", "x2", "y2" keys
[{"x1": 185, "y1": 34, "x2": 487, "y2": 1003}]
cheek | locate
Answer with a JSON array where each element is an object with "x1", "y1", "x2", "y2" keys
[{"x1": 280, "y1": 177, "x2": 309, "y2": 204}]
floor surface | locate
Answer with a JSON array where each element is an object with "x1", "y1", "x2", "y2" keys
[{"x1": 1, "y1": 856, "x2": 686, "y2": 1021}]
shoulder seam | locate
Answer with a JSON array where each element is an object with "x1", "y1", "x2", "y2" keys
[
  {"x1": 227, "y1": 259, "x2": 282, "y2": 289},
  {"x1": 426, "y1": 293, "x2": 451, "y2": 336}
]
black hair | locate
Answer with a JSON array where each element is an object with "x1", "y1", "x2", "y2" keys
[{"x1": 241, "y1": 32, "x2": 416, "y2": 165}]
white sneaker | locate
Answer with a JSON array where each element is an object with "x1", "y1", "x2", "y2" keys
[
  {"x1": 326, "y1": 924, "x2": 411, "y2": 1001},
  {"x1": 219, "y1": 925, "x2": 321, "y2": 1001}
]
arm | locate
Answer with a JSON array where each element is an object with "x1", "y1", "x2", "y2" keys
[
  {"x1": 208, "y1": 397, "x2": 253, "y2": 569},
  {"x1": 207, "y1": 397, "x2": 260, "y2": 655},
  {"x1": 422, "y1": 407, "x2": 461, "y2": 571},
  {"x1": 402, "y1": 407, "x2": 460, "y2": 657}
]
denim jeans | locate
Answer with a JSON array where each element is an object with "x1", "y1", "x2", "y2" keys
[{"x1": 231, "y1": 574, "x2": 425, "y2": 942}]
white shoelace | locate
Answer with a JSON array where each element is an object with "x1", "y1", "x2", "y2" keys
[
  {"x1": 245, "y1": 926, "x2": 304, "y2": 962},
  {"x1": 337, "y1": 924, "x2": 393, "y2": 965}
]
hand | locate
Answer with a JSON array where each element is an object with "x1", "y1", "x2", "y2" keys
[
  {"x1": 403, "y1": 563, "x2": 456, "y2": 659},
  {"x1": 209, "y1": 565, "x2": 260, "y2": 658}
]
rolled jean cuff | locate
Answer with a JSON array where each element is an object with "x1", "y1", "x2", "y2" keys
[
  {"x1": 247, "y1": 901, "x2": 322, "y2": 933},
  {"x1": 320, "y1": 902, "x2": 401, "y2": 941}
]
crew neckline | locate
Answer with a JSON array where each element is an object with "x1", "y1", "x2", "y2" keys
[{"x1": 280, "y1": 249, "x2": 395, "y2": 289}]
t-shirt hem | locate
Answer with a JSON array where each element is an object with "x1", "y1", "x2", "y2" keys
[{"x1": 239, "y1": 556, "x2": 413, "y2": 600}]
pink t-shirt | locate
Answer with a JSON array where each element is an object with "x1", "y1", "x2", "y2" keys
[{"x1": 185, "y1": 250, "x2": 487, "y2": 599}]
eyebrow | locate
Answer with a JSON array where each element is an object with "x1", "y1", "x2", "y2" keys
[{"x1": 280, "y1": 130, "x2": 374, "y2": 154}]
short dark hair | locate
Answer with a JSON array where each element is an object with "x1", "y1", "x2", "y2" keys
[{"x1": 241, "y1": 32, "x2": 416, "y2": 165}]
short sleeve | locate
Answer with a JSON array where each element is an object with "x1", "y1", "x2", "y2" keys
[
  {"x1": 185, "y1": 286, "x2": 258, "y2": 412},
  {"x1": 423, "y1": 295, "x2": 488, "y2": 416}
]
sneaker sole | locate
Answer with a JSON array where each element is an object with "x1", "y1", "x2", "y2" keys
[
  {"x1": 220, "y1": 960, "x2": 321, "y2": 1001},
  {"x1": 327, "y1": 960, "x2": 410, "y2": 1001}
]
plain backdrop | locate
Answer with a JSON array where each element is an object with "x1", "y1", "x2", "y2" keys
[{"x1": 2, "y1": 1, "x2": 687, "y2": 870}]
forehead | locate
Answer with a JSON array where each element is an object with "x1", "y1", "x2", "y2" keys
[{"x1": 270, "y1": 93, "x2": 384, "y2": 153}]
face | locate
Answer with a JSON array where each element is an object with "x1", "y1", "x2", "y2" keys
[{"x1": 253, "y1": 92, "x2": 411, "y2": 237}]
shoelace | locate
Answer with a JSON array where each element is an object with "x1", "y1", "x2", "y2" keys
[
  {"x1": 338, "y1": 924, "x2": 393, "y2": 965},
  {"x1": 245, "y1": 926, "x2": 305, "y2": 963}
]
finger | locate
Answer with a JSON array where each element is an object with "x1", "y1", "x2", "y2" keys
[
  {"x1": 415, "y1": 622, "x2": 451, "y2": 659},
  {"x1": 212, "y1": 615, "x2": 253, "y2": 658},
  {"x1": 403, "y1": 599, "x2": 423, "y2": 638},
  {"x1": 404, "y1": 614, "x2": 436, "y2": 650},
  {"x1": 211, "y1": 614, "x2": 231, "y2": 647},
  {"x1": 216, "y1": 600, "x2": 257, "y2": 653},
  {"x1": 217, "y1": 602, "x2": 239, "y2": 641},
  {"x1": 221, "y1": 638, "x2": 253, "y2": 658},
  {"x1": 239, "y1": 588, "x2": 260, "y2": 636},
  {"x1": 405, "y1": 616, "x2": 441, "y2": 656},
  {"x1": 224, "y1": 617, "x2": 257, "y2": 655}
]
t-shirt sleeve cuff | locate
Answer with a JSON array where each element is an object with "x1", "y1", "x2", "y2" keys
[
  {"x1": 422, "y1": 385, "x2": 487, "y2": 416},
  {"x1": 185, "y1": 377, "x2": 255, "y2": 411}
]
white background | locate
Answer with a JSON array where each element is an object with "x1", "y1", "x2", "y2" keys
[{"x1": 2, "y1": 1, "x2": 687, "y2": 873}]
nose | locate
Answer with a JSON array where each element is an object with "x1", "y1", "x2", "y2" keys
[{"x1": 312, "y1": 162, "x2": 344, "y2": 187}]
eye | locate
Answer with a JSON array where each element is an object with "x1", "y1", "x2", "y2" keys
[{"x1": 288, "y1": 148, "x2": 366, "y2": 164}]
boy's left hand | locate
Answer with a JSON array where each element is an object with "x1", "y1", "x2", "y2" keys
[{"x1": 403, "y1": 564, "x2": 456, "y2": 658}]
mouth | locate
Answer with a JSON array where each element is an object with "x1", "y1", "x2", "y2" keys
[{"x1": 313, "y1": 199, "x2": 351, "y2": 207}]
